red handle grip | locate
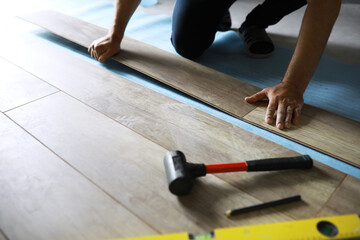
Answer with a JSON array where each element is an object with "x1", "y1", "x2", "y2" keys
[{"x1": 205, "y1": 162, "x2": 248, "y2": 173}]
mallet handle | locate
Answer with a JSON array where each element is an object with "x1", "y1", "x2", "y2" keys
[
  {"x1": 206, "y1": 162, "x2": 248, "y2": 173},
  {"x1": 205, "y1": 155, "x2": 313, "y2": 174},
  {"x1": 246, "y1": 155, "x2": 313, "y2": 171}
]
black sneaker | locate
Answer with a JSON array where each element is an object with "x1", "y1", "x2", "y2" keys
[
  {"x1": 218, "y1": 10, "x2": 232, "y2": 32},
  {"x1": 238, "y1": 23, "x2": 274, "y2": 58}
]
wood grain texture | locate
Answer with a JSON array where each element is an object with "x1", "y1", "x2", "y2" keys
[
  {"x1": 317, "y1": 175, "x2": 360, "y2": 216},
  {"x1": 18, "y1": 10, "x2": 259, "y2": 118},
  {"x1": 0, "y1": 57, "x2": 57, "y2": 112},
  {"x1": 18, "y1": 10, "x2": 360, "y2": 168},
  {"x1": 0, "y1": 113, "x2": 156, "y2": 240},
  {"x1": 243, "y1": 103, "x2": 360, "y2": 167},
  {"x1": 7, "y1": 92, "x2": 292, "y2": 235},
  {"x1": 0, "y1": 32, "x2": 349, "y2": 221}
]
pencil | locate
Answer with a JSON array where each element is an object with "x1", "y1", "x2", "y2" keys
[{"x1": 225, "y1": 195, "x2": 301, "y2": 217}]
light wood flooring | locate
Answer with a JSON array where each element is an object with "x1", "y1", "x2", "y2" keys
[
  {"x1": 18, "y1": 10, "x2": 360, "y2": 168},
  {"x1": 0, "y1": 9, "x2": 359, "y2": 240}
]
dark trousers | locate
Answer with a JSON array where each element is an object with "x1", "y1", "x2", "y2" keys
[{"x1": 171, "y1": 0, "x2": 307, "y2": 59}]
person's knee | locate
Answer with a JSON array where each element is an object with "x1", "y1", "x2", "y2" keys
[{"x1": 171, "y1": 35, "x2": 208, "y2": 59}]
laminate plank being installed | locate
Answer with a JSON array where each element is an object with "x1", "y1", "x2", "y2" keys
[
  {"x1": 7, "y1": 92, "x2": 292, "y2": 236},
  {"x1": 0, "y1": 57, "x2": 57, "y2": 112},
  {"x1": 18, "y1": 10, "x2": 360, "y2": 168},
  {"x1": 0, "y1": 113, "x2": 156, "y2": 240},
  {"x1": 17, "y1": 10, "x2": 258, "y2": 118},
  {"x1": 244, "y1": 104, "x2": 360, "y2": 166},
  {"x1": 0, "y1": 32, "x2": 348, "y2": 221}
]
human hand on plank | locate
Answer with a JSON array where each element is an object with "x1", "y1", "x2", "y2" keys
[
  {"x1": 88, "y1": 0, "x2": 141, "y2": 62},
  {"x1": 88, "y1": 33, "x2": 122, "y2": 63},
  {"x1": 245, "y1": 0, "x2": 340, "y2": 130},
  {"x1": 245, "y1": 82, "x2": 304, "y2": 130}
]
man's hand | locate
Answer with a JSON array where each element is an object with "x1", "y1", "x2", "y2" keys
[
  {"x1": 245, "y1": 82, "x2": 304, "y2": 130},
  {"x1": 88, "y1": 34, "x2": 122, "y2": 63},
  {"x1": 88, "y1": 0, "x2": 142, "y2": 62},
  {"x1": 244, "y1": 0, "x2": 340, "y2": 130}
]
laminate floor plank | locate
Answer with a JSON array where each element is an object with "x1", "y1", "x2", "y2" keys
[
  {"x1": 0, "y1": 33, "x2": 349, "y2": 221},
  {"x1": 317, "y1": 175, "x2": 360, "y2": 216},
  {"x1": 7, "y1": 92, "x2": 292, "y2": 235},
  {"x1": 18, "y1": 10, "x2": 259, "y2": 118},
  {"x1": 243, "y1": 104, "x2": 360, "y2": 167},
  {"x1": 0, "y1": 57, "x2": 57, "y2": 112},
  {"x1": 18, "y1": 10, "x2": 360, "y2": 168},
  {"x1": 0, "y1": 113, "x2": 156, "y2": 240}
]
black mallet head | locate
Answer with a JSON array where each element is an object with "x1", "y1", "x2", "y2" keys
[{"x1": 163, "y1": 150, "x2": 206, "y2": 196}]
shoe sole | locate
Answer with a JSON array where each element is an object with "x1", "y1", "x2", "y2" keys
[{"x1": 237, "y1": 30, "x2": 274, "y2": 59}]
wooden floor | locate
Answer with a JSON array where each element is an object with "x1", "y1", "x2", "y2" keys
[
  {"x1": 19, "y1": 10, "x2": 360, "y2": 168},
  {"x1": 0, "y1": 11, "x2": 359, "y2": 240}
]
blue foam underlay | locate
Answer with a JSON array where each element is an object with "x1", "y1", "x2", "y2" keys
[{"x1": 31, "y1": 1, "x2": 359, "y2": 178}]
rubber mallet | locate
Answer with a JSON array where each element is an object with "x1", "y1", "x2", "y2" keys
[{"x1": 164, "y1": 150, "x2": 313, "y2": 196}]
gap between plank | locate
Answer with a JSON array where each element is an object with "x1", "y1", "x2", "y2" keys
[
  {"x1": 0, "y1": 55, "x2": 62, "y2": 92},
  {"x1": 315, "y1": 174, "x2": 348, "y2": 216},
  {"x1": 4, "y1": 91, "x2": 60, "y2": 113}
]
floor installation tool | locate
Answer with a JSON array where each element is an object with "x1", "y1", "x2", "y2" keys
[
  {"x1": 164, "y1": 150, "x2": 313, "y2": 196},
  {"x1": 111, "y1": 214, "x2": 360, "y2": 240},
  {"x1": 225, "y1": 195, "x2": 301, "y2": 217}
]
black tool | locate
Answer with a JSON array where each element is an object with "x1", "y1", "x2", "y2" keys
[
  {"x1": 164, "y1": 150, "x2": 313, "y2": 196},
  {"x1": 225, "y1": 195, "x2": 302, "y2": 217}
]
